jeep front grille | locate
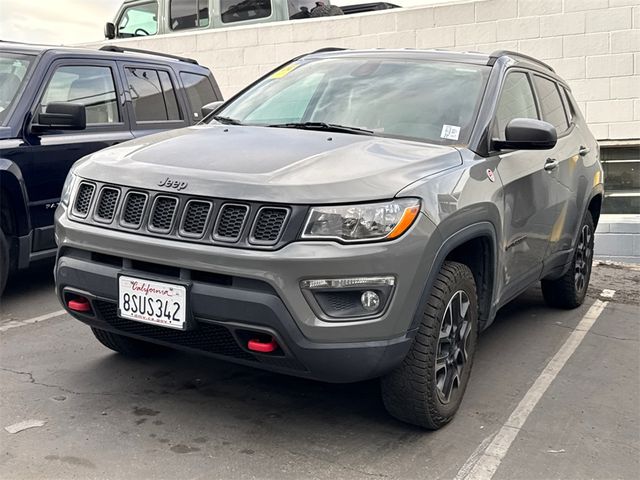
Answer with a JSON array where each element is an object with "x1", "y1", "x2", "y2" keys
[{"x1": 69, "y1": 181, "x2": 303, "y2": 250}]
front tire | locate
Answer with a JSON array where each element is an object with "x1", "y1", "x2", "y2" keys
[
  {"x1": 91, "y1": 327, "x2": 169, "y2": 357},
  {"x1": 381, "y1": 261, "x2": 478, "y2": 429},
  {"x1": 541, "y1": 212, "x2": 595, "y2": 309}
]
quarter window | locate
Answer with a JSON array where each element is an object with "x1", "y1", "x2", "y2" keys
[
  {"x1": 221, "y1": 0, "x2": 271, "y2": 24},
  {"x1": 117, "y1": 1, "x2": 158, "y2": 38},
  {"x1": 170, "y1": 0, "x2": 209, "y2": 30},
  {"x1": 125, "y1": 68, "x2": 181, "y2": 122},
  {"x1": 532, "y1": 75, "x2": 569, "y2": 134},
  {"x1": 40, "y1": 65, "x2": 120, "y2": 125},
  {"x1": 494, "y1": 72, "x2": 538, "y2": 140},
  {"x1": 180, "y1": 72, "x2": 217, "y2": 121}
]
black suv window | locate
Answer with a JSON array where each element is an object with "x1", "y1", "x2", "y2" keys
[
  {"x1": 117, "y1": 1, "x2": 158, "y2": 37},
  {"x1": 533, "y1": 75, "x2": 569, "y2": 134},
  {"x1": 125, "y1": 67, "x2": 181, "y2": 122},
  {"x1": 180, "y1": 72, "x2": 217, "y2": 121},
  {"x1": 170, "y1": 0, "x2": 209, "y2": 30},
  {"x1": 41, "y1": 65, "x2": 120, "y2": 125},
  {"x1": 221, "y1": 0, "x2": 272, "y2": 24},
  {"x1": 494, "y1": 72, "x2": 538, "y2": 140}
]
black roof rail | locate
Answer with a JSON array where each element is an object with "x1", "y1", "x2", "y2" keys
[
  {"x1": 488, "y1": 50, "x2": 555, "y2": 72},
  {"x1": 311, "y1": 47, "x2": 348, "y2": 54},
  {"x1": 99, "y1": 45, "x2": 199, "y2": 65}
]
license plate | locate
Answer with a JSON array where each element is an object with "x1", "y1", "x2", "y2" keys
[{"x1": 118, "y1": 275, "x2": 187, "y2": 330}]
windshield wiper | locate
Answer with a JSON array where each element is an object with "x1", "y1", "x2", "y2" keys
[
  {"x1": 268, "y1": 122, "x2": 374, "y2": 136},
  {"x1": 211, "y1": 115, "x2": 242, "y2": 125}
]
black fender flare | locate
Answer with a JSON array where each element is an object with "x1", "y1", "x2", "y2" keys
[
  {"x1": 409, "y1": 221, "x2": 500, "y2": 333},
  {"x1": 0, "y1": 158, "x2": 30, "y2": 236}
]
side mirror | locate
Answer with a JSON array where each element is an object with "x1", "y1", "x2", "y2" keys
[
  {"x1": 34, "y1": 102, "x2": 86, "y2": 132},
  {"x1": 493, "y1": 118, "x2": 557, "y2": 151},
  {"x1": 201, "y1": 100, "x2": 224, "y2": 118},
  {"x1": 105, "y1": 22, "x2": 116, "y2": 39}
]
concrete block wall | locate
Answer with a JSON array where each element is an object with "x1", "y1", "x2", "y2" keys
[{"x1": 98, "y1": 0, "x2": 640, "y2": 142}]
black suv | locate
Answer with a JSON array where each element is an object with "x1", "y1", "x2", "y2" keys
[{"x1": 0, "y1": 42, "x2": 222, "y2": 293}]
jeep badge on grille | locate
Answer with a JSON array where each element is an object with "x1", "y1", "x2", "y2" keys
[{"x1": 158, "y1": 177, "x2": 188, "y2": 191}]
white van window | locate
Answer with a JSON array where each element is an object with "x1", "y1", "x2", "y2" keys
[{"x1": 117, "y1": 1, "x2": 158, "y2": 38}]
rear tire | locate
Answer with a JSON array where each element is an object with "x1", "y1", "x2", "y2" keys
[
  {"x1": 91, "y1": 327, "x2": 169, "y2": 357},
  {"x1": 0, "y1": 228, "x2": 9, "y2": 297},
  {"x1": 541, "y1": 212, "x2": 595, "y2": 309},
  {"x1": 381, "y1": 261, "x2": 478, "y2": 429}
]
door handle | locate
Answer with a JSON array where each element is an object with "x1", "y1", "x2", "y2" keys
[
  {"x1": 578, "y1": 146, "x2": 591, "y2": 156},
  {"x1": 544, "y1": 158, "x2": 558, "y2": 171}
]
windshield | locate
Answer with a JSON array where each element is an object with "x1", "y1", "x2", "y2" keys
[
  {"x1": 0, "y1": 52, "x2": 33, "y2": 124},
  {"x1": 215, "y1": 56, "x2": 491, "y2": 145}
]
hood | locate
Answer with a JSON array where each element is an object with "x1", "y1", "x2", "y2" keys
[{"x1": 74, "y1": 124, "x2": 462, "y2": 204}]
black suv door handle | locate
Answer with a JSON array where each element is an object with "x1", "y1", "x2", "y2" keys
[
  {"x1": 578, "y1": 146, "x2": 591, "y2": 156},
  {"x1": 544, "y1": 158, "x2": 558, "y2": 171}
]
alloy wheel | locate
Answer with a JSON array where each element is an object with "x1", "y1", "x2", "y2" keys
[{"x1": 574, "y1": 224, "x2": 593, "y2": 294}]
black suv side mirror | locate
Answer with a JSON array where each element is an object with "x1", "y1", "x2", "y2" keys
[
  {"x1": 201, "y1": 100, "x2": 224, "y2": 118},
  {"x1": 33, "y1": 102, "x2": 87, "y2": 132},
  {"x1": 494, "y1": 118, "x2": 557, "y2": 150},
  {"x1": 105, "y1": 22, "x2": 116, "y2": 39}
]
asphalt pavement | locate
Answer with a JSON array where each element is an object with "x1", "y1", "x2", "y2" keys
[{"x1": 1, "y1": 260, "x2": 638, "y2": 480}]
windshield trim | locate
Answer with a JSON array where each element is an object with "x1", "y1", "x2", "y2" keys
[
  {"x1": 213, "y1": 56, "x2": 491, "y2": 147},
  {"x1": 0, "y1": 51, "x2": 36, "y2": 127}
]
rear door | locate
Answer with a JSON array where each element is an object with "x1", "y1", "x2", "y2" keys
[
  {"x1": 119, "y1": 62, "x2": 188, "y2": 137},
  {"x1": 19, "y1": 58, "x2": 132, "y2": 252},
  {"x1": 492, "y1": 70, "x2": 557, "y2": 297}
]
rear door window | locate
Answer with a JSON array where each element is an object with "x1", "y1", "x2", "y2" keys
[
  {"x1": 40, "y1": 65, "x2": 120, "y2": 125},
  {"x1": 532, "y1": 75, "x2": 570, "y2": 135},
  {"x1": 221, "y1": 0, "x2": 272, "y2": 24},
  {"x1": 180, "y1": 72, "x2": 218, "y2": 121},
  {"x1": 125, "y1": 67, "x2": 182, "y2": 122},
  {"x1": 170, "y1": 0, "x2": 209, "y2": 30},
  {"x1": 117, "y1": 1, "x2": 158, "y2": 38},
  {"x1": 494, "y1": 72, "x2": 538, "y2": 140}
]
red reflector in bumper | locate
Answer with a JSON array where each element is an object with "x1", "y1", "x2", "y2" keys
[
  {"x1": 68, "y1": 298, "x2": 91, "y2": 312},
  {"x1": 247, "y1": 338, "x2": 278, "y2": 353}
]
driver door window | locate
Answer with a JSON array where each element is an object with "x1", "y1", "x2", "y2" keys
[
  {"x1": 117, "y1": 1, "x2": 158, "y2": 38},
  {"x1": 494, "y1": 72, "x2": 538, "y2": 140},
  {"x1": 40, "y1": 65, "x2": 120, "y2": 125}
]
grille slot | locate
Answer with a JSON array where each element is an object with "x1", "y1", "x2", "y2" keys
[
  {"x1": 94, "y1": 187, "x2": 120, "y2": 222},
  {"x1": 93, "y1": 301, "x2": 255, "y2": 361},
  {"x1": 180, "y1": 200, "x2": 212, "y2": 237},
  {"x1": 149, "y1": 196, "x2": 178, "y2": 232},
  {"x1": 214, "y1": 204, "x2": 249, "y2": 241},
  {"x1": 251, "y1": 207, "x2": 289, "y2": 244},
  {"x1": 73, "y1": 182, "x2": 95, "y2": 217},
  {"x1": 121, "y1": 192, "x2": 147, "y2": 227}
]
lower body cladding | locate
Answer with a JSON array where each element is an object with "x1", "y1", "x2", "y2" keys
[{"x1": 54, "y1": 210, "x2": 439, "y2": 383}]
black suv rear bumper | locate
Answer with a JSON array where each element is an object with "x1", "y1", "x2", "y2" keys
[{"x1": 55, "y1": 250, "x2": 414, "y2": 383}]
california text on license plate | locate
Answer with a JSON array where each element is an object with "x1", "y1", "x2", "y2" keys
[{"x1": 118, "y1": 276, "x2": 187, "y2": 330}]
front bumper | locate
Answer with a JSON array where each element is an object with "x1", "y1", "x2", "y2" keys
[{"x1": 55, "y1": 208, "x2": 441, "y2": 382}]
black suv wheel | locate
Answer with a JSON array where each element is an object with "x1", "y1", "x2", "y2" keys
[
  {"x1": 381, "y1": 261, "x2": 478, "y2": 429},
  {"x1": 541, "y1": 212, "x2": 595, "y2": 309}
]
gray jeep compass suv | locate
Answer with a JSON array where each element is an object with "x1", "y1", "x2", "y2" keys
[{"x1": 54, "y1": 49, "x2": 603, "y2": 429}]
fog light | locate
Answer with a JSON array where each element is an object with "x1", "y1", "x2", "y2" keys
[{"x1": 361, "y1": 291, "x2": 380, "y2": 311}]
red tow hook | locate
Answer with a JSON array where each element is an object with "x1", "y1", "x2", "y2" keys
[
  {"x1": 247, "y1": 337, "x2": 278, "y2": 353},
  {"x1": 67, "y1": 297, "x2": 91, "y2": 313}
]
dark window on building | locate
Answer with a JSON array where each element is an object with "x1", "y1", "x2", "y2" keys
[
  {"x1": 180, "y1": 72, "x2": 217, "y2": 121},
  {"x1": 533, "y1": 75, "x2": 569, "y2": 134},
  {"x1": 221, "y1": 0, "x2": 272, "y2": 24},
  {"x1": 41, "y1": 65, "x2": 120, "y2": 124},
  {"x1": 125, "y1": 68, "x2": 181, "y2": 122},
  {"x1": 117, "y1": 1, "x2": 158, "y2": 38},
  {"x1": 601, "y1": 146, "x2": 640, "y2": 215},
  {"x1": 494, "y1": 72, "x2": 538, "y2": 140},
  {"x1": 170, "y1": 0, "x2": 209, "y2": 30}
]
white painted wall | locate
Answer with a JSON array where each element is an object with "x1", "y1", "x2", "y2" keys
[{"x1": 91, "y1": 0, "x2": 640, "y2": 142}]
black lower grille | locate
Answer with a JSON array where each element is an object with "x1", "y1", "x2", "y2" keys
[{"x1": 93, "y1": 301, "x2": 255, "y2": 361}]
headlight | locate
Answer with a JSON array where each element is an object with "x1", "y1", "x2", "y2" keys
[
  {"x1": 60, "y1": 172, "x2": 78, "y2": 207},
  {"x1": 301, "y1": 198, "x2": 421, "y2": 242}
]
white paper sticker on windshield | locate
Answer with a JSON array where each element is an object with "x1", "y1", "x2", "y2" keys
[{"x1": 441, "y1": 125, "x2": 461, "y2": 140}]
